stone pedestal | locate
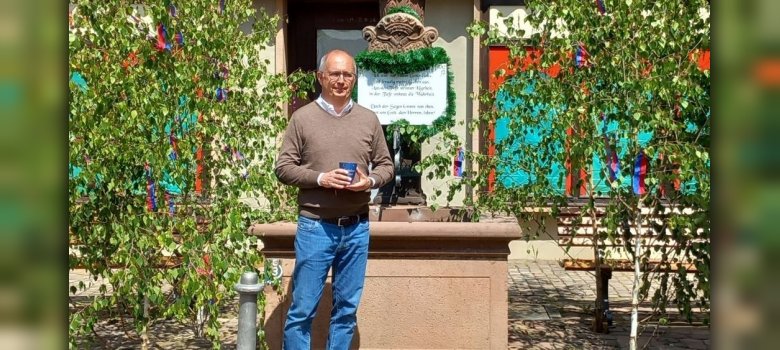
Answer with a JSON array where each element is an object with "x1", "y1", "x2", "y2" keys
[{"x1": 249, "y1": 221, "x2": 519, "y2": 349}]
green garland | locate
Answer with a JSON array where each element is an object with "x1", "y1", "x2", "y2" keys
[
  {"x1": 386, "y1": 5, "x2": 422, "y2": 21},
  {"x1": 354, "y1": 47, "x2": 456, "y2": 142}
]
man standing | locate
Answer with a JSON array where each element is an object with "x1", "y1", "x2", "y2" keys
[{"x1": 274, "y1": 50, "x2": 394, "y2": 349}]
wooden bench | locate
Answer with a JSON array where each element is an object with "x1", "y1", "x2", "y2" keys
[{"x1": 555, "y1": 205, "x2": 699, "y2": 273}]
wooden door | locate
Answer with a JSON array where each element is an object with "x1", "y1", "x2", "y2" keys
[{"x1": 287, "y1": 0, "x2": 379, "y2": 104}]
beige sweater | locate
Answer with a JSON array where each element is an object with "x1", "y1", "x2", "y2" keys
[{"x1": 274, "y1": 102, "x2": 394, "y2": 218}]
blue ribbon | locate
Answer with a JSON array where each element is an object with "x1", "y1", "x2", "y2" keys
[
  {"x1": 145, "y1": 164, "x2": 157, "y2": 211},
  {"x1": 632, "y1": 151, "x2": 648, "y2": 195},
  {"x1": 601, "y1": 114, "x2": 619, "y2": 181},
  {"x1": 608, "y1": 148, "x2": 619, "y2": 181},
  {"x1": 596, "y1": 0, "x2": 606, "y2": 15},
  {"x1": 453, "y1": 147, "x2": 464, "y2": 177},
  {"x1": 216, "y1": 88, "x2": 227, "y2": 102},
  {"x1": 575, "y1": 45, "x2": 587, "y2": 67},
  {"x1": 169, "y1": 132, "x2": 178, "y2": 160},
  {"x1": 166, "y1": 193, "x2": 175, "y2": 216},
  {"x1": 175, "y1": 31, "x2": 184, "y2": 46}
]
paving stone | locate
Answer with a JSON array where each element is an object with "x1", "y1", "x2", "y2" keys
[
  {"x1": 681, "y1": 338, "x2": 708, "y2": 349},
  {"x1": 543, "y1": 305, "x2": 562, "y2": 319},
  {"x1": 511, "y1": 304, "x2": 550, "y2": 320}
]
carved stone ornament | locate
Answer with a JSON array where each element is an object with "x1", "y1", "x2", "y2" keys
[
  {"x1": 380, "y1": 0, "x2": 425, "y2": 20},
  {"x1": 362, "y1": 13, "x2": 439, "y2": 54}
]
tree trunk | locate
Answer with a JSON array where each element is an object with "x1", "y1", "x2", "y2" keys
[
  {"x1": 141, "y1": 295, "x2": 150, "y2": 350},
  {"x1": 591, "y1": 205, "x2": 607, "y2": 333},
  {"x1": 629, "y1": 202, "x2": 644, "y2": 350},
  {"x1": 594, "y1": 265, "x2": 606, "y2": 332}
]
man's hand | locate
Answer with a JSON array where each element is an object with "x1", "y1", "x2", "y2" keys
[
  {"x1": 320, "y1": 169, "x2": 353, "y2": 189},
  {"x1": 345, "y1": 168, "x2": 371, "y2": 192}
]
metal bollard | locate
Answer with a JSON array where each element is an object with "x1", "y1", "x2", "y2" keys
[{"x1": 235, "y1": 271, "x2": 262, "y2": 350}]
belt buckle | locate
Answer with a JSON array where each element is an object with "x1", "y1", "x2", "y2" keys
[{"x1": 337, "y1": 216, "x2": 350, "y2": 226}]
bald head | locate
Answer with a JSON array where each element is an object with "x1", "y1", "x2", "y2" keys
[{"x1": 318, "y1": 50, "x2": 356, "y2": 73}]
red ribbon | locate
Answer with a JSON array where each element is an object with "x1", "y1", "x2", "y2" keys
[
  {"x1": 156, "y1": 24, "x2": 171, "y2": 51},
  {"x1": 195, "y1": 113, "x2": 204, "y2": 194},
  {"x1": 196, "y1": 254, "x2": 213, "y2": 277}
]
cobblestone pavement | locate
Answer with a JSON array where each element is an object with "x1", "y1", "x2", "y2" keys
[
  {"x1": 507, "y1": 260, "x2": 710, "y2": 349},
  {"x1": 70, "y1": 260, "x2": 709, "y2": 349}
]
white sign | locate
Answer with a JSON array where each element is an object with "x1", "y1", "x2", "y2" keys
[{"x1": 357, "y1": 64, "x2": 447, "y2": 125}]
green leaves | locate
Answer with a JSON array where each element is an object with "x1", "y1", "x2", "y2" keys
[
  {"x1": 69, "y1": 1, "x2": 299, "y2": 348},
  {"x1": 467, "y1": 0, "x2": 710, "y2": 327}
]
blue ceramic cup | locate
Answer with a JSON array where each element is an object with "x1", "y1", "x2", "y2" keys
[{"x1": 339, "y1": 162, "x2": 358, "y2": 184}]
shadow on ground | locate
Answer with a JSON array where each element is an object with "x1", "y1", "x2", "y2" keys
[
  {"x1": 507, "y1": 261, "x2": 710, "y2": 350},
  {"x1": 70, "y1": 296, "x2": 240, "y2": 349}
]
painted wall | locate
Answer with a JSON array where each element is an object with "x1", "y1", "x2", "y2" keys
[
  {"x1": 488, "y1": 5, "x2": 537, "y2": 40},
  {"x1": 253, "y1": 0, "x2": 279, "y2": 74},
  {"x1": 422, "y1": 0, "x2": 474, "y2": 207}
]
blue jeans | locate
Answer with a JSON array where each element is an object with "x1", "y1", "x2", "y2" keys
[{"x1": 283, "y1": 215, "x2": 370, "y2": 350}]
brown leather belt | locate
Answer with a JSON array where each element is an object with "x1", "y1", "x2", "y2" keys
[{"x1": 320, "y1": 212, "x2": 369, "y2": 227}]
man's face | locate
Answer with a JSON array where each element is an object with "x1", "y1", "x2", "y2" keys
[{"x1": 317, "y1": 53, "x2": 356, "y2": 101}]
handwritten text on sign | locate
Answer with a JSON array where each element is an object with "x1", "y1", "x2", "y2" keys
[{"x1": 357, "y1": 64, "x2": 447, "y2": 125}]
